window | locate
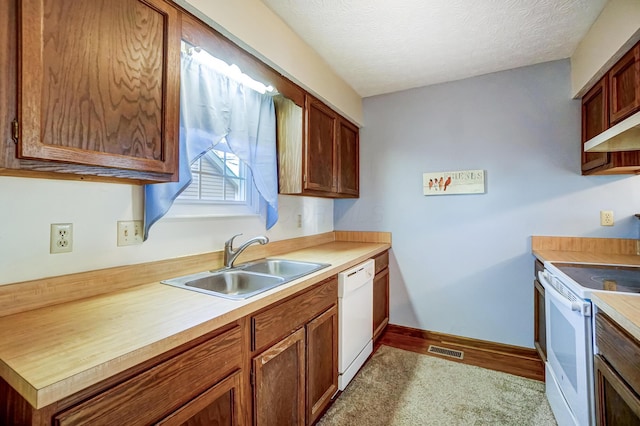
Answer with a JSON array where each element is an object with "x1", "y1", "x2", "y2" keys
[
  {"x1": 168, "y1": 142, "x2": 259, "y2": 218},
  {"x1": 179, "y1": 147, "x2": 248, "y2": 203}
]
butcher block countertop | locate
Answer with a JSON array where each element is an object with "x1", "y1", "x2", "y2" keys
[
  {"x1": 532, "y1": 235, "x2": 640, "y2": 346},
  {"x1": 0, "y1": 232, "x2": 390, "y2": 409}
]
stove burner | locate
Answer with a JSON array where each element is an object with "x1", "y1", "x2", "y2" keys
[
  {"x1": 590, "y1": 275, "x2": 640, "y2": 292},
  {"x1": 553, "y1": 263, "x2": 640, "y2": 294}
]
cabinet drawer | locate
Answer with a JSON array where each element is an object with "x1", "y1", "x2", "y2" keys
[
  {"x1": 252, "y1": 277, "x2": 337, "y2": 353},
  {"x1": 55, "y1": 325, "x2": 243, "y2": 425},
  {"x1": 373, "y1": 250, "x2": 389, "y2": 275},
  {"x1": 595, "y1": 312, "x2": 640, "y2": 396}
]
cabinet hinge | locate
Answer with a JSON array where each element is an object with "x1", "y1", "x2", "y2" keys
[
  {"x1": 11, "y1": 119, "x2": 18, "y2": 144},
  {"x1": 303, "y1": 174, "x2": 307, "y2": 184}
]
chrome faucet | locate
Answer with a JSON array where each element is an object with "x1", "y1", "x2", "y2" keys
[{"x1": 223, "y1": 234, "x2": 269, "y2": 268}]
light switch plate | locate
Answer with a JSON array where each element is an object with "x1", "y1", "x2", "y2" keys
[{"x1": 117, "y1": 221, "x2": 143, "y2": 246}]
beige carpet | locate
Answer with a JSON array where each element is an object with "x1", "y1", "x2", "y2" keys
[{"x1": 318, "y1": 345, "x2": 557, "y2": 426}]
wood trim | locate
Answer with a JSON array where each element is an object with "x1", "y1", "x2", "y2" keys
[
  {"x1": 334, "y1": 231, "x2": 392, "y2": 244},
  {"x1": 0, "y1": 232, "x2": 336, "y2": 317},
  {"x1": 531, "y1": 236, "x2": 639, "y2": 255},
  {"x1": 380, "y1": 324, "x2": 544, "y2": 381}
]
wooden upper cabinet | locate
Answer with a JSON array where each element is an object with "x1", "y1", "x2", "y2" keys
[
  {"x1": 609, "y1": 43, "x2": 640, "y2": 125},
  {"x1": 279, "y1": 93, "x2": 359, "y2": 198},
  {"x1": 580, "y1": 45, "x2": 640, "y2": 176},
  {"x1": 581, "y1": 76, "x2": 610, "y2": 173},
  {"x1": 305, "y1": 95, "x2": 337, "y2": 193},
  {"x1": 17, "y1": 0, "x2": 180, "y2": 181},
  {"x1": 336, "y1": 117, "x2": 359, "y2": 196}
]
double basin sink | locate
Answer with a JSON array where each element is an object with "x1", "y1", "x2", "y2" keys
[{"x1": 161, "y1": 259, "x2": 330, "y2": 300}]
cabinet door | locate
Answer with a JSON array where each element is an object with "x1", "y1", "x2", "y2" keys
[
  {"x1": 336, "y1": 117, "x2": 359, "y2": 197},
  {"x1": 253, "y1": 328, "x2": 305, "y2": 426},
  {"x1": 305, "y1": 96, "x2": 336, "y2": 193},
  {"x1": 534, "y1": 279, "x2": 546, "y2": 362},
  {"x1": 373, "y1": 268, "x2": 390, "y2": 342},
  {"x1": 19, "y1": 0, "x2": 180, "y2": 177},
  {"x1": 0, "y1": 0, "x2": 17, "y2": 164},
  {"x1": 609, "y1": 43, "x2": 640, "y2": 125},
  {"x1": 595, "y1": 355, "x2": 640, "y2": 425},
  {"x1": 306, "y1": 305, "x2": 338, "y2": 425},
  {"x1": 582, "y1": 76, "x2": 610, "y2": 173},
  {"x1": 156, "y1": 371, "x2": 244, "y2": 426}
]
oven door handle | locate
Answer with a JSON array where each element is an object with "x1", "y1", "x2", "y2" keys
[{"x1": 538, "y1": 271, "x2": 591, "y2": 316}]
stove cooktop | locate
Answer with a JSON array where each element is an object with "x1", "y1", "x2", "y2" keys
[{"x1": 553, "y1": 263, "x2": 640, "y2": 294}]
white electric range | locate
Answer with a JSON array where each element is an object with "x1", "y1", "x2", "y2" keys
[{"x1": 539, "y1": 261, "x2": 640, "y2": 426}]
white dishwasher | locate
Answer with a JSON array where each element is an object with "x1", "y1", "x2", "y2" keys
[{"x1": 338, "y1": 259, "x2": 375, "y2": 390}]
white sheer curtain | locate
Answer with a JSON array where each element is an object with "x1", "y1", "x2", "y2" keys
[{"x1": 143, "y1": 51, "x2": 278, "y2": 240}]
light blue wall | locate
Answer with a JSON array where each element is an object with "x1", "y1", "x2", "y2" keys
[{"x1": 334, "y1": 60, "x2": 640, "y2": 348}]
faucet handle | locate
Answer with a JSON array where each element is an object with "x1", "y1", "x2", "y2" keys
[{"x1": 225, "y1": 233, "x2": 243, "y2": 249}]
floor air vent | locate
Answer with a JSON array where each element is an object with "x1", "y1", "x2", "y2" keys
[{"x1": 427, "y1": 345, "x2": 464, "y2": 360}]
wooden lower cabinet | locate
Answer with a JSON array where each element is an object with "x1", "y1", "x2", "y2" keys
[
  {"x1": 306, "y1": 305, "x2": 338, "y2": 425},
  {"x1": 533, "y1": 259, "x2": 546, "y2": 363},
  {"x1": 0, "y1": 323, "x2": 247, "y2": 426},
  {"x1": 595, "y1": 356, "x2": 640, "y2": 425},
  {"x1": 594, "y1": 312, "x2": 640, "y2": 425},
  {"x1": 54, "y1": 325, "x2": 245, "y2": 426},
  {"x1": 156, "y1": 371, "x2": 243, "y2": 426},
  {"x1": 373, "y1": 268, "x2": 389, "y2": 342},
  {"x1": 251, "y1": 278, "x2": 339, "y2": 425},
  {"x1": 2, "y1": 278, "x2": 343, "y2": 426},
  {"x1": 373, "y1": 250, "x2": 390, "y2": 342},
  {"x1": 533, "y1": 279, "x2": 546, "y2": 362},
  {"x1": 253, "y1": 328, "x2": 306, "y2": 426}
]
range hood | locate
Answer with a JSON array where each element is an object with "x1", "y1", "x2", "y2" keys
[{"x1": 584, "y1": 111, "x2": 640, "y2": 152}]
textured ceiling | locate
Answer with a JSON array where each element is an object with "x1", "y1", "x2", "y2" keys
[{"x1": 261, "y1": 0, "x2": 607, "y2": 97}]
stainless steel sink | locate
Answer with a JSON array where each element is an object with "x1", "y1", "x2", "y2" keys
[
  {"x1": 162, "y1": 270, "x2": 285, "y2": 300},
  {"x1": 161, "y1": 259, "x2": 329, "y2": 300},
  {"x1": 237, "y1": 259, "x2": 330, "y2": 279}
]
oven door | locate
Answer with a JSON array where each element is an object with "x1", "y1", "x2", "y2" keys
[{"x1": 539, "y1": 271, "x2": 594, "y2": 426}]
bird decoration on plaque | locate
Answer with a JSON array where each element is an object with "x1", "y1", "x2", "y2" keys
[{"x1": 423, "y1": 169, "x2": 485, "y2": 196}]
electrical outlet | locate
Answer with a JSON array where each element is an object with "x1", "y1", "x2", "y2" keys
[
  {"x1": 117, "y1": 221, "x2": 143, "y2": 246},
  {"x1": 50, "y1": 223, "x2": 73, "y2": 254},
  {"x1": 600, "y1": 210, "x2": 614, "y2": 226}
]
